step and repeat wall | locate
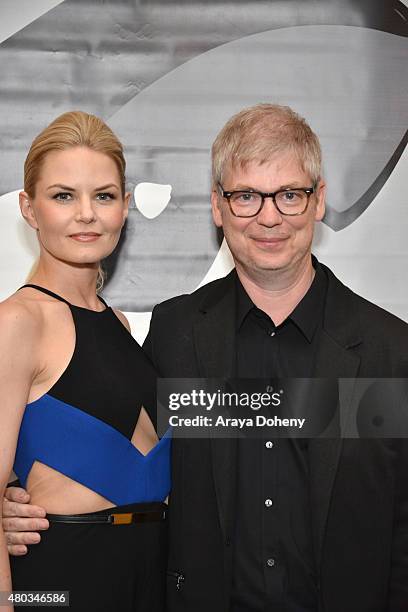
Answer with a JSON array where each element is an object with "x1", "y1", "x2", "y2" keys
[{"x1": 1, "y1": 0, "x2": 407, "y2": 343}]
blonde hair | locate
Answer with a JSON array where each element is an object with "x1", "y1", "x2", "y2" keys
[
  {"x1": 24, "y1": 111, "x2": 126, "y2": 291},
  {"x1": 211, "y1": 104, "x2": 322, "y2": 186},
  {"x1": 24, "y1": 110, "x2": 126, "y2": 198}
]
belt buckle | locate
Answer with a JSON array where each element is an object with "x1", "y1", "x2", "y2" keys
[{"x1": 111, "y1": 512, "x2": 133, "y2": 525}]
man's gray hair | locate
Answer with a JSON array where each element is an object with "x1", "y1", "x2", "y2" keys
[{"x1": 211, "y1": 104, "x2": 322, "y2": 186}]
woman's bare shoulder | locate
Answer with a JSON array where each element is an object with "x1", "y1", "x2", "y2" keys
[{"x1": 0, "y1": 291, "x2": 45, "y2": 346}]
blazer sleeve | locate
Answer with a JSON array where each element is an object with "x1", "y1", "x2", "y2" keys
[
  {"x1": 388, "y1": 439, "x2": 408, "y2": 609},
  {"x1": 142, "y1": 304, "x2": 160, "y2": 370}
]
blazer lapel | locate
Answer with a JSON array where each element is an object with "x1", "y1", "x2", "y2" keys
[
  {"x1": 193, "y1": 272, "x2": 238, "y2": 543},
  {"x1": 310, "y1": 332, "x2": 361, "y2": 570},
  {"x1": 309, "y1": 263, "x2": 363, "y2": 572},
  {"x1": 193, "y1": 279, "x2": 236, "y2": 381}
]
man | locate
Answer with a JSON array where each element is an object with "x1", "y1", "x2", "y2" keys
[{"x1": 4, "y1": 104, "x2": 408, "y2": 611}]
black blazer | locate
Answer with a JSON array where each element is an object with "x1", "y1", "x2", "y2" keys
[{"x1": 144, "y1": 261, "x2": 408, "y2": 612}]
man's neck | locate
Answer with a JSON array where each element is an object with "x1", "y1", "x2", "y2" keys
[{"x1": 236, "y1": 258, "x2": 315, "y2": 326}]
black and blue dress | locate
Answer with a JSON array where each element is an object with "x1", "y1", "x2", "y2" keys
[{"x1": 11, "y1": 284, "x2": 171, "y2": 611}]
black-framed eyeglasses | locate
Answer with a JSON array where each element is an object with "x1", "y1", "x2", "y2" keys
[{"x1": 218, "y1": 182, "x2": 316, "y2": 217}]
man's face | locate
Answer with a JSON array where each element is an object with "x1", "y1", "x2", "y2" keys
[{"x1": 211, "y1": 154, "x2": 326, "y2": 281}]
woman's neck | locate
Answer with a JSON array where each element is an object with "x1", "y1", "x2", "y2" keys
[{"x1": 29, "y1": 257, "x2": 101, "y2": 310}]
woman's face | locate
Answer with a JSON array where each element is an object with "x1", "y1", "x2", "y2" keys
[{"x1": 20, "y1": 146, "x2": 129, "y2": 266}]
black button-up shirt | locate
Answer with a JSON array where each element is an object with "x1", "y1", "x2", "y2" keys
[{"x1": 231, "y1": 261, "x2": 328, "y2": 611}]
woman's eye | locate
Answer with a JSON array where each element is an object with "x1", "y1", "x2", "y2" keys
[
  {"x1": 53, "y1": 192, "x2": 73, "y2": 201},
  {"x1": 96, "y1": 192, "x2": 115, "y2": 202}
]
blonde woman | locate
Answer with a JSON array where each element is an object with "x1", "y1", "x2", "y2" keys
[{"x1": 0, "y1": 112, "x2": 170, "y2": 611}]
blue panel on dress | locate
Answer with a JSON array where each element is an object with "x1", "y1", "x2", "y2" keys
[{"x1": 13, "y1": 394, "x2": 171, "y2": 505}]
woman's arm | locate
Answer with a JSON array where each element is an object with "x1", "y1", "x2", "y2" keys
[{"x1": 0, "y1": 299, "x2": 40, "y2": 604}]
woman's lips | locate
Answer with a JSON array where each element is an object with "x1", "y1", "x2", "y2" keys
[{"x1": 69, "y1": 232, "x2": 101, "y2": 242}]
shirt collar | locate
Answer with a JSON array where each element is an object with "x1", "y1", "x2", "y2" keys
[
  {"x1": 235, "y1": 258, "x2": 328, "y2": 342},
  {"x1": 235, "y1": 272, "x2": 255, "y2": 330}
]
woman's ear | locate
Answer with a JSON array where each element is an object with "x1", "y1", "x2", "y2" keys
[
  {"x1": 19, "y1": 191, "x2": 39, "y2": 230},
  {"x1": 123, "y1": 191, "x2": 131, "y2": 225}
]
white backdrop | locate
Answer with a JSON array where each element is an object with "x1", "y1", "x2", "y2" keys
[{"x1": 0, "y1": 0, "x2": 407, "y2": 344}]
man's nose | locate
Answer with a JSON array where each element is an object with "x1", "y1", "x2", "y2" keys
[
  {"x1": 256, "y1": 196, "x2": 283, "y2": 227},
  {"x1": 76, "y1": 197, "x2": 96, "y2": 223}
]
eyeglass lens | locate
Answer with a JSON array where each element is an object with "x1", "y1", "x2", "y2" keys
[{"x1": 229, "y1": 189, "x2": 310, "y2": 216}]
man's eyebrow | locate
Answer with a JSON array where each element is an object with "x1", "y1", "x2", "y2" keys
[
  {"x1": 231, "y1": 181, "x2": 306, "y2": 191},
  {"x1": 230, "y1": 184, "x2": 257, "y2": 191},
  {"x1": 278, "y1": 182, "x2": 306, "y2": 190}
]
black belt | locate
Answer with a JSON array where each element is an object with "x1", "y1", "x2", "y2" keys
[{"x1": 47, "y1": 509, "x2": 166, "y2": 525}]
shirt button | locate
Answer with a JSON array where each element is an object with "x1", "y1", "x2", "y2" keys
[
  {"x1": 269, "y1": 331, "x2": 276, "y2": 337},
  {"x1": 265, "y1": 441, "x2": 274, "y2": 449},
  {"x1": 267, "y1": 558, "x2": 275, "y2": 567},
  {"x1": 264, "y1": 498, "x2": 273, "y2": 507}
]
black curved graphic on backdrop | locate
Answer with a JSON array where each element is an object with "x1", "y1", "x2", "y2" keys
[
  {"x1": 0, "y1": 0, "x2": 406, "y2": 195},
  {"x1": 0, "y1": 0, "x2": 407, "y2": 308},
  {"x1": 324, "y1": 128, "x2": 408, "y2": 231}
]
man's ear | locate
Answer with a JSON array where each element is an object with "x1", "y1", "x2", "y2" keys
[
  {"x1": 211, "y1": 188, "x2": 223, "y2": 228},
  {"x1": 314, "y1": 179, "x2": 326, "y2": 222},
  {"x1": 19, "y1": 191, "x2": 39, "y2": 230}
]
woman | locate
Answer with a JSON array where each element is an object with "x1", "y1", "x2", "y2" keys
[{"x1": 0, "y1": 111, "x2": 171, "y2": 611}]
